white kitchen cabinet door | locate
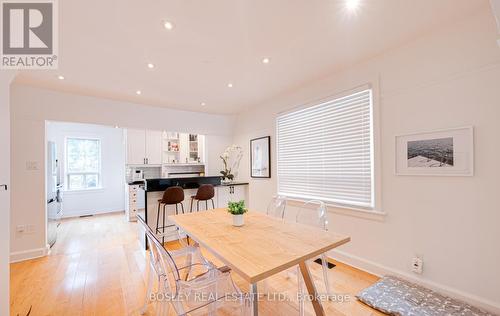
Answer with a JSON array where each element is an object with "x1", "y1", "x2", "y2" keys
[
  {"x1": 179, "y1": 133, "x2": 189, "y2": 164},
  {"x1": 231, "y1": 185, "x2": 247, "y2": 202},
  {"x1": 146, "y1": 130, "x2": 162, "y2": 165},
  {"x1": 127, "y1": 129, "x2": 146, "y2": 164},
  {"x1": 217, "y1": 185, "x2": 248, "y2": 208},
  {"x1": 217, "y1": 186, "x2": 230, "y2": 208},
  {"x1": 197, "y1": 135, "x2": 205, "y2": 163}
]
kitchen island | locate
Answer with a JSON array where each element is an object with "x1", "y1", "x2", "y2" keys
[{"x1": 137, "y1": 176, "x2": 249, "y2": 249}]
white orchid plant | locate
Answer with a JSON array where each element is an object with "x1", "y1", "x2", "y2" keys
[{"x1": 220, "y1": 145, "x2": 243, "y2": 182}]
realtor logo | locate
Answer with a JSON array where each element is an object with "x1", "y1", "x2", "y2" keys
[{"x1": 1, "y1": 0, "x2": 58, "y2": 69}]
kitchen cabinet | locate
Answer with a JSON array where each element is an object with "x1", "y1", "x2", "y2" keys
[
  {"x1": 126, "y1": 129, "x2": 146, "y2": 165},
  {"x1": 146, "y1": 130, "x2": 162, "y2": 165},
  {"x1": 125, "y1": 184, "x2": 145, "y2": 222},
  {"x1": 217, "y1": 184, "x2": 248, "y2": 208},
  {"x1": 179, "y1": 133, "x2": 190, "y2": 164},
  {"x1": 126, "y1": 129, "x2": 162, "y2": 165}
]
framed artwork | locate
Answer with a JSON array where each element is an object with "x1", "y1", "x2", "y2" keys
[
  {"x1": 250, "y1": 136, "x2": 271, "y2": 178},
  {"x1": 395, "y1": 126, "x2": 474, "y2": 176}
]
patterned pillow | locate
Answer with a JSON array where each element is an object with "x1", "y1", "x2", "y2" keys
[{"x1": 356, "y1": 276, "x2": 495, "y2": 316}]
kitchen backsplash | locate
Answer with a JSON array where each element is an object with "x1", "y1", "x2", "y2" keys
[{"x1": 126, "y1": 166, "x2": 161, "y2": 182}]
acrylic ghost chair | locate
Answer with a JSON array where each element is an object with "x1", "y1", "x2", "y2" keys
[
  {"x1": 260, "y1": 196, "x2": 288, "y2": 294},
  {"x1": 288, "y1": 200, "x2": 332, "y2": 316},
  {"x1": 266, "y1": 195, "x2": 288, "y2": 220},
  {"x1": 138, "y1": 215, "x2": 208, "y2": 315},
  {"x1": 141, "y1": 216, "x2": 250, "y2": 316}
]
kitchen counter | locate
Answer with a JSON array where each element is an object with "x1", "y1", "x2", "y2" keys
[
  {"x1": 145, "y1": 176, "x2": 222, "y2": 192},
  {"x1": 136, "y1": 176, "x2": 249, "y2": 249}
]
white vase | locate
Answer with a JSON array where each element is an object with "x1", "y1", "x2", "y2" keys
[{"x1": 232, "y1": 214, "x2": 244, "y2": 227}]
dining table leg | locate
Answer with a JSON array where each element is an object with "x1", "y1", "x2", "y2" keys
[
  {"x1": 249, "y1": 283, "x2": 259, "y2": 316},
  {"x1": 299, "y1": 261, "x2": 326, "y2": 316}
]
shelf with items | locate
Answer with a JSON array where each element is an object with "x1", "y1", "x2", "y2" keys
[
  {"x1": 163, "y1": 131, "x2": 180, "y2": 140},
  {"x1": 188, "y1": 134, "x2": 200, "y2": 162}
]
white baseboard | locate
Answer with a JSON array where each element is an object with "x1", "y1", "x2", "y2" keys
[
  {"x1": 330, "y1": 249, "x2": 500, "y2": 315},
  {"x1": 62, "y1": 209, "x2": 124, "y2": 219},
  {"x1": 10, "y1": 245, "x2": 50, "y2": 263}
]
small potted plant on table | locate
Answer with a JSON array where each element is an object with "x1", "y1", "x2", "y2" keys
[{"x1": 227, "y1": 200, "x2": 247, "y2": 227}]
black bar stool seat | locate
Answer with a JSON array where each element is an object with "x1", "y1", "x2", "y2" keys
[
  {"x1": 190, "y1": 184, "x2": 215, "y2": 212},
  {"x1": 156, "y1": 186, "x2": 185, "y2": 244}
]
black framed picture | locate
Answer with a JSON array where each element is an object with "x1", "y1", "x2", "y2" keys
[{"x1": 250, "y1": 136, "x2": 271, "y2": 178}]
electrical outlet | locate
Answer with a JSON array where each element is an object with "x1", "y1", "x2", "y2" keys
[
  {"x1": 16, "y1": 225, "x2": 26, "y2": 233},
  {"x1": 25, "y1": 161, "x2": 39, "y2": 171},
  {"x1": 412, "y1": 256, "x2": 423, "y2": 274}
]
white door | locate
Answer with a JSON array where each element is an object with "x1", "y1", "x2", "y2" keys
[
  {"x1": 0, "y1": 74, "x2": 12, "y2": 316},
  {"x1": 126, "y1": 129, "x2": 146, "y2": 164},
  {"x1": 145, "y1": 130, "x2": 162, "y2": 165}
]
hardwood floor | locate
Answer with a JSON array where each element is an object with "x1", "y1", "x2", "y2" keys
[{"x1": 10, "y1": 212, "x2": 383, "y2": 316}]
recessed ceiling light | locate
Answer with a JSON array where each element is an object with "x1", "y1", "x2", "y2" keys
[
  {"x1": 147, "y1": 63, "x2": 155, "y2": 69},
  {"x1": 227, "y1": 83, "x2": 233, "y2": 88},
  {"x1": 136, "y1": 90, "x2": 142, "y2": 95},
  {"x1": 57, "y1": 75, "x2": 65, "y2": 80},
  {"x1": 114, "y1": 125, "x2": 119, "y2": 129},
  {"x1": 163, "y1": 21, "x2": 174, "y2": 30},
  {"x1": 201, "y1": 102, "x2": 206, "y2": 106},
  {"x1": 346, "y1": 0, "x2": 361, "y2": 11},
  {"x1": 262, "y1": 58, "x2": 270, "y2": 64}
]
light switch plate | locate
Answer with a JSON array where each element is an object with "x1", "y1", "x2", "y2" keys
[
  {"x1": 26, "y1": 224, "x2": 36, "y2": 233},
  {"x1": 26, "y1": 161, "x2": 39, "y2": 170}
]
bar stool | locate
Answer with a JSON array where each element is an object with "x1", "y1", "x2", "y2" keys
[
  {"x1": 190, "y1": 184, "x2": 215, "y2": 212},
  {"x1": 156, "y1": 186, "x2": 185, "y2": 244}
]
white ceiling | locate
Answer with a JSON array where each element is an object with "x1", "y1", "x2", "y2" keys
[{"x1": 14, "y1": 0, "x2": 488, "y2": 114}]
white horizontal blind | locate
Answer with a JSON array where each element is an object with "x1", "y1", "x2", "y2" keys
[{"x1": 277, "y1": 89, "x2": 374, "y2": 208}]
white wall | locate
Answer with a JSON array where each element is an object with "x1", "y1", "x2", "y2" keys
[
  {"x1": 10, "y1": 85, "x2": 234, "y2": 261},
  {"x1": 46, "y1": 121, "x2": 126, "y2": 217},
  {"x1": 0, "y1": 72, "x2": 15, "y2": 316},
  {"x1": 234, "y1": 8, "x2": 500, "y2": 313}
]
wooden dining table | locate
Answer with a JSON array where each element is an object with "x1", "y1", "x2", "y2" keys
[{"x1": 170, "y1": 208, "x2": 351, "y2": 316}]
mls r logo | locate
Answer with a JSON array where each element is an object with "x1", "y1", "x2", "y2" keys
[{"x1": 2, "y1": 1, "x2": 53, "y2": 55}]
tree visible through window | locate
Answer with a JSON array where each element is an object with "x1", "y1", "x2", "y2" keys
[{"x1": 66, "y1": 138, "x2": 101, "y2": 190}]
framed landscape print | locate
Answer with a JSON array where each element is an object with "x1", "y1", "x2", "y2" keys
[
  {"x1": 395, "y1": 126, "x2": 474, "y2": 176},
  {"x1": 250, "y1": 136, "x2": 271, "y2": 178}
]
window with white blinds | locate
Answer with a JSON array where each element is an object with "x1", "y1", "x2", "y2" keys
[{"x1": 277, "y1": 89, "x2": 374, "y2": 209}]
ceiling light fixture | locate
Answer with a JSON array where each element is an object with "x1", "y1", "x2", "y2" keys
[
  {"x1": 227, "y1": 83, "x2": 233, "y2": 88},
  {"x1": 136, "y1": 90, "x2": 142, "y2": 95},
  {"x1": 262, "y1": 58, "x2": 270, "y2": 64},
  {"x1": 57, "y1": 75, "x2": 65, "y2": 80},
  {"x1": 201, "y1": 102, "x2": 206, "y2": 106},
  {"x1": 345, "y1": 0, "x2": 361, "y2": 11},
  {"x1": 163, "y1": 21, "x2": 174, "y2": 30},
  {"x1": 147, "y1": 63, "x2": 155, "y2": 69}
]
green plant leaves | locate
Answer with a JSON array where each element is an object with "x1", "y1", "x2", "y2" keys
[{"x1": 227, "y1": 200, "x2": 247, "y2": 215}]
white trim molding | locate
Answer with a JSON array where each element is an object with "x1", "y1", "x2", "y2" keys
[
  {"x1": 10, "y1": 245, "x2": 50, "y2": 263},
  {"x1": 330, "y1": 250, "x2": 500, "y2": 315},
  {"x1": 491, "y1": 0, "x2": 500, "y2": 48}
]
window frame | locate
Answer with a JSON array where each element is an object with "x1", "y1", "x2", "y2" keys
[
  {"x1": 65, "y1": 136, "x2": 102, "y2": 191},
  {"x1": 276, "y1": 84, "x2": 381, "y2": 213}
]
